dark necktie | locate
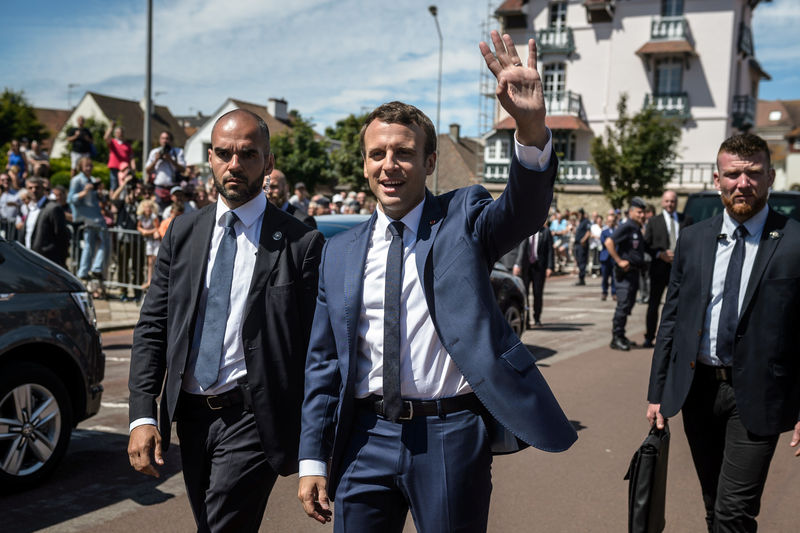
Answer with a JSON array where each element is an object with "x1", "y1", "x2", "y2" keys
[
  {"x1": 383, "y1": 221, "x2": 404, "y2": 421},
  {"x1": 194, "y1": 210, "x2": 239, "y2": 389},
  {"x1": 716, "y1": 225, "x2": 747, "y2": 366}
]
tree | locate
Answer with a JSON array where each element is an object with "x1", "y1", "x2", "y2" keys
[
  {"x1": 0, "y1": 89, "x2": 48, "y2": 147},
  {"x1": 590, "y1": 94, "x2": 682, "y2": 209},
  {"x1": 325, "y1": 112, "x2": 369, "y2": 192},
  {"x1": 270, "y1": 111, "x2": 331, "y2": 193}
]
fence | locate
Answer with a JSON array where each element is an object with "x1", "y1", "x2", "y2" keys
[{"x1": 2, "y1": 218, "x2": 151, "y2": 296}]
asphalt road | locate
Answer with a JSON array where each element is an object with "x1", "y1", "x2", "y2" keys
[{"x1": 3, "y1": 275, "x2": 798, "y2": 532}]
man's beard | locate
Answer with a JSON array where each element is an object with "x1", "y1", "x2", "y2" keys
[
  {"x1": 213, "y1": 172, "x2": 262, "y2": 204},
  {"x1": 720, "y1": 191, "x2": 768, "y2": 220}
]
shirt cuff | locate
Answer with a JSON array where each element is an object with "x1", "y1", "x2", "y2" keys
[
  {"x1": 129, "y1": 417, "x2": 158, "y2": 433},
  {"x1": 514, "y1": 128, "x2": 553, "y2": 171},
  {"x1": 298, "y1": 459, "x2": 328, "y2": 478}
]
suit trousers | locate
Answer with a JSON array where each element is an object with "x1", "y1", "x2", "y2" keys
[
  {"x1": 600, "y1": 259, "x2": 616, "y2": 296},
  {"x1": 612, "y1": 272, "x2": 638, "y2": 337},
  {"x1": 176, "y1": 397, "x2": 278, "y2": 533},
  {"x1": 681, "y1": 371, "x2": 778, "y2": 533},
  {"x1": 645, "y1": 262, "x2": 671, "y2": 342},
  {"x1": 334, "y1": 407, "x2": 492, "y2": 533},
  {"x1": 574, "y1": 244, "x2": 588, "y2": 281},
  {"x1": 524, "y1": 262, "x2": 547, "y2": 323}
]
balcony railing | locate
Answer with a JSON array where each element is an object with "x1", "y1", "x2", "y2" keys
[
  {"x1": 544, "y1": 91, "x2": 584, "y2": 116},
  {"x1": 536, "y1": 27, "x2": 576, "y2": 55},
  {"x1": 558, "y1": 161, "x2": 598, "y2": 184},
  {"x1": 644, "y1": 93, "x2": 690, "y2": 119},
  {"x1": 738, "y1": 23, "x2": 754, "y2": 57},
  {"x1": 732, "y1": 94, "x2": 756, "y2": 130},
  {"x1": 651, "y1": 16, "x2": 688, "y2": 40},
  {"x1": 484, "y1": 163, "x2": 511, "y2": 183}
]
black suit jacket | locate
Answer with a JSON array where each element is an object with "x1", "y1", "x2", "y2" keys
[
  {"x1": 514, "y1": 226, "x2": 554, "y2": 272},
  {"x1": 644, "y1": 211, "x2": 686, "y2": 280},
  {"x1": 129, "y1": 201, "x2": 324, "y2": 475},
  {"x1": 31, "y1": 199, "x2": 69, "y2": 267},
  {"x1": 647, "y1": 209, "x2": 800, "y2": 436},
  {"x1": 285, "y1": 203, "x2": 317, "y2": 229}
]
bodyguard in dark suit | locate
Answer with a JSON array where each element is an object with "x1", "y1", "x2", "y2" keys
[
  {"x1": 513, "y1": 225, "x2": 554, "y2": 327},
  {"x1": 264, "y1": 168, "x2": 317, "y2": 229},
  {"x1": 23, "y1": 177, "x2": 69, "y2": 267},
  {"x1": 127, "y1": 109, "x2": 324, "y2": 532},
  {"x1": 297, "y1": 32, "x2": 576, "y2": 531},
  {"x1": 647, "y1": 134, "x2": 800, "y2": 532},
  {"x1": 642, "y1": 190, "x2": 686, "y2": 348}
]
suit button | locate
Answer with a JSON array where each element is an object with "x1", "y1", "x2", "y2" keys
[{"x1": 689, "y1": 361, "x2": 695, "y2": 369}]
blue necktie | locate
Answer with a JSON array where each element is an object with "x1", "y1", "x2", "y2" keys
[
  {"x1": 716, "y1": 225, "x2": 747, "y2": 366},
  {"x1": 383, "y1": 221, "x2": 404, "y2": 421},
  {"x1": 194, "y1": 210, "x2": 238, "y2": 389}
]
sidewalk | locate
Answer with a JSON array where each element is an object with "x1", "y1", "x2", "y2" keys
[{"x1": 94, "y1": 297, "x2": 142, "y2": 332}]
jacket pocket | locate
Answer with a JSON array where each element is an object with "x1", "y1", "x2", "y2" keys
[{"x1": 500, "y1": 343, "x2": 536, "y2": 373}]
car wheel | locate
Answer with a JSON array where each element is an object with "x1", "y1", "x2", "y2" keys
[
  {"x1": 503, "y1": 302, "x2": 524, "y2": 337},
  {"x1": 0, "y1": 363, "x2": 73, "y2": 491}
]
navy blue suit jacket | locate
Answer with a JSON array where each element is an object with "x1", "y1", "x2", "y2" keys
[{"x1": 299, "y1": 155, "x2": 577, "y2": 498}]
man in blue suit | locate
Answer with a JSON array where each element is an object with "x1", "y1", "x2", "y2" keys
[{"x1": 296, "y1": 32, "x2": 576, "y2": 531}]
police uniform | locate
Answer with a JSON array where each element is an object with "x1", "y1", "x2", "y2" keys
[{"x1": 610, "y1": 218, "x2": 646, "y2": 345}]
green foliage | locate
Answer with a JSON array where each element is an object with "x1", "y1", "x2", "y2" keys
[
  {"x1": 270, "y1": 112, "x2": 331, "y2": 193},
  {"x1": 83, "y1": 117, "x2": 110, "y2": 164},
  {"x1": 325, "y1": 113, "x2": 369, "y2": 192},
  {"x1": 0, "y1": 89, "x2": 48, "y2": 147},
  {"x1": 590, "y1": 94, "x2": 682, "y2": 209},
  {"x1": 49, "y1": 156, "x2": 110, "y2": 188}
]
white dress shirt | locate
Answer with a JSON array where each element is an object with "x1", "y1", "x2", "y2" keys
[
  {"x1": 299, "y1": 130, "x2": 553, "y2": 478},
  {"x1": 130, "y1": 194, "x2": 266, "y2": 432},
  {"x1": 697, "y1": 205, "x2": 768, "y2": 366},
  {"x1": 24, "y1": 196, "x2": 47, "y2": 249},
  {"x1": 662, "y1": 209, "x2": 680, "y2": 250}
]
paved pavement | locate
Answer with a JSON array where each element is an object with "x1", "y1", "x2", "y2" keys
[{"x1": 6, "y1": 274, "x2": 798, "y2": 532}]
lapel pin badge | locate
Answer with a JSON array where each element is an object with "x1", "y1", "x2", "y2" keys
[
  {"x1": 272, "y1": 231, "x2": 282, "y2": 241},
  {"x1": 769, "y1": 231, "x2": 780, "y2": 239},
  {"x1": 429, "y1": 219, "x2": 436, "y2": 225}
]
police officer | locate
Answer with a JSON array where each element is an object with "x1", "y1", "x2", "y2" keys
[{"x1": 604, "y1": 197, "x2": 648, "y2": 351}]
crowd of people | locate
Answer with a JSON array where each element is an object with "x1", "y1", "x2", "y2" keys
[{"x1": 1, "y1": 120, "x2": 379, "y2": 301}]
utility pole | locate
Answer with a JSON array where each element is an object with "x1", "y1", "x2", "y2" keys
[
  {"x1": 143, "y1": 0, "x2": 153, "y2": 172},
  {"x1": 429, "y1": 5, "x2": 443, "y2": 196}
]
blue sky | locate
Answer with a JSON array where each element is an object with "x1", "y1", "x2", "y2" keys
[{"x1": 2, "y1": 0, "x2": 797, "y2": 138}]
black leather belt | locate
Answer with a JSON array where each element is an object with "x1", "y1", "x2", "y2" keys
[
  {"x1": 182, "y1": 387, "x2": 245, "y2": 410},
  {"x1": 697, "y1": 363, "x2": 732, "y2": 383},
  {"x1": 356, "y1": 393, "x2": 482, "y2": 421}
]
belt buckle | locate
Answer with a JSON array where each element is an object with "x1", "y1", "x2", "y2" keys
[
  {"x1": 398, "y1": 400, "x2": 414, "y2": 421},
  {"x1": 205, "y1": 395, "x2": 222, "y2": 410}
]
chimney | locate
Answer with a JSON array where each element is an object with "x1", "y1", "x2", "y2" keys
[
  {"x1": 449, "y1": 123, "x2": 460, "y2": 142},
  {"x1": 268, "y1": 98, "x2": 288, "y2": 121}
]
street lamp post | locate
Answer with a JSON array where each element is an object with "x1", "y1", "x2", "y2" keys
[
  {"x1": 143, "y1": 0, "x2": 153, "y2": 172},
  {"x1": 429, "y1": 5, "x2": 442, "y2": 196},
  {"x1": 67, "y1": 83, "x2": 79, "y2": 109}
]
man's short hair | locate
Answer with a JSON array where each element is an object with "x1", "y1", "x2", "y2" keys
[
  {"x1": 212, "y1": 109, "x2": 271, "y2": 152},
  {"x1": 359, "y1": 101, "x2": 437, "y2": 158},
  {"x1": 717, "y1": 133, "x2": 771, "y2": 170},
  {"x1": 25, "y1": 177, "x2": 45, "y2": 188}
]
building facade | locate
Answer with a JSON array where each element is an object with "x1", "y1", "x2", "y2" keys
[{"x1": 484, "y1": 0, "x2": 771, "y2": 192}]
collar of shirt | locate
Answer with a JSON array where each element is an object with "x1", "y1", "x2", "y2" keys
[
  {"x1": 373, "y1": 196, "x2": 425, "y2": 242},
  {"x1": 214, "y1": 191, "x2": 266, "y2": 229},
  {"x1": 721, "y1": 203, "x2": 768, "y2": 241},
  {"x1": 662, "y1": 210, "x2": 677, "y2": 223}
]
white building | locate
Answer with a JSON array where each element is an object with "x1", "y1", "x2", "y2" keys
[{"x1": 484, "y1": 0, "x2": 770, "y2": 191}]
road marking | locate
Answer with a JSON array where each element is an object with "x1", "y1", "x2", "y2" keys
[
  {"x1": 548, "y1": 307, "x2": 615, "y2": 313},
  {"x1": 100, "y1": 401, "x2": 129, "y2": 409},
  {"x1": 105, "y1": 356, "x2": 130, "y2": 362}
]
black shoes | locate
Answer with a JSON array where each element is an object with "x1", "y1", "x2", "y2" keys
[
  {"x1": 535, "y1": 319, "x2": 543, "y2": 327},
  {"x1": 642, "y1": 338, "x2": 655, "y2": 349},
  {"x1": 610, "y1": 336, "x2": 631, "y2": 351},
  {"x1": 574, "y1": 280, "x2": 586, "y2": 286}
]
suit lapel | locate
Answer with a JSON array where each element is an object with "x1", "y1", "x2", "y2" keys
[
  {"x1": 189, "y1": 207, "x2": 216, "y2": 318},
  {"x1": 699, "y1": 215, "x2": 724, "y2": 306},
  {"x1": 414, "y1": 191, "x2": 444, "y2": 285},
  {"x1": 244, "y1": 202, "x2": 285, "y2": 315},
  {"x1": 344, "y1": 214, "x2": 375, "y2": 364},
  {"x1": 740, "y1": 209, "x2": 782, "y2": 317}
]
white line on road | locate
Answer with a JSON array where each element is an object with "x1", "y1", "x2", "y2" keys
[
  {"x1": 105, "y1": 356, "x2": 130, "y2": 362},
  {"x1": 100, "y1": 401, "x2": 129, "y2": 409}
]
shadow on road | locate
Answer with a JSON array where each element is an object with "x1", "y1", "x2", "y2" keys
[
  {"x1": 102, "y1": 343, "x2": 133, "y2": 351},
  {"x1": 3, "y1": 429, "x2": 183, "y2": 532},
  {"x1": 525, "y1": 344, "x2": 557, "y2": 362},
  {"x1": 535, "y1": 322, "x2": 594, "y2": 332}
]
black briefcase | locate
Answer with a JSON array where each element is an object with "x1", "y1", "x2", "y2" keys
[{"x1": 624, "y1": 424, "x2": 670, "y2": 533}]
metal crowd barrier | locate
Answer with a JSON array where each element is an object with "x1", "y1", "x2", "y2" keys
[{"x1": 68, "y1": 225, "x2": 149, "y2": 295}]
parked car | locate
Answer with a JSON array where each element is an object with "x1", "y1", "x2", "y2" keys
[
  {"x1": 314, "y1": 214, "x2": 528, "y2": 336},
  {"x1": 683, "y1": 190, "x2": 800, "y2": 224},
  {"x1": 0, "y1": 237, "x2": 104, "y2": 491}
]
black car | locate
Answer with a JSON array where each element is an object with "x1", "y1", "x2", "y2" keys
[
  {"x1": 314, "y1": 214, "x2": 528, "y2": 336},
  {"x1": 683, "y1": 190, "x2": 800, "y2": 224},
  {"x1": 0, "y1": 237, "x2": 104, "y2": 491}
]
